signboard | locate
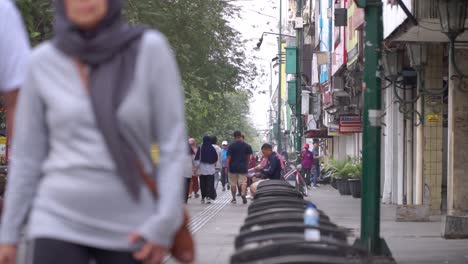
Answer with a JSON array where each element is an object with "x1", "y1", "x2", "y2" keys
[
  {"x1": 339, "y1": 115, "x2": 362, "y2": 133},
  {"x1": 319, "y1": 0, "x2": 332, "y2": 83},
  {"x1": 328, "y1": 127, "x2": 340, "y2": 136},
  {"x1": 304, "y1": 129, "x2": 332, "y2": 138},
  {"x1": 427, "y1": 114, "x2": 441, "y2": 123},
  {"x1": 347, "y1": 0, "x2": 364, "y2": 66},
  {"x1": 331, "y1": 0, "x2": 347, "y2": 75},
  {"x1": 322, "y1": 84, "x2": 333, "y2": 107},
  {"x1": 281, "y1": 43, "x2": 287, "y2": 100}
]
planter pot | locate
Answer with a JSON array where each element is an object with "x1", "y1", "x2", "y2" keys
[
  {"x1": 336, "y1": 179, "x2": 351, "y2": 195},
  {"x1": 331, "y1": 178, "x2": 338, "y2": 189},
  {"x1": 348, "y1": 179, "x2": 361, "y2": 198}
]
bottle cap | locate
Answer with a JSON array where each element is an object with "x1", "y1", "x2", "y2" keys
[{"x1": 306, "y1": 202, "x2": 317, "y2": 209}]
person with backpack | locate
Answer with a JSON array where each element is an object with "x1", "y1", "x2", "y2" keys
[{"x1": 194, "y1": 136, "x2": 218, "y2": 204}]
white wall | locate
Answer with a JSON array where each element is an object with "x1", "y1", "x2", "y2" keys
[
  {"x1": 382, "y1": 0, "x2": 413, "y2": 39},
  {"x1": 332, "y1": 133, "x2": 362, "y2": 161}
]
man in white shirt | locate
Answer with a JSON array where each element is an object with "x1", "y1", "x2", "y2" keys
[{"x1": 0, "y1": 0, "x2": 31, "y2": 138}]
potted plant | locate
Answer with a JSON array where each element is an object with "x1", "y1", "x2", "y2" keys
[
  {"x1": 348, "y1": 162, "x2": 362, "y2": 198},
  {"x1": 329, "y1": 159, "x2": 352, "y2": 195}
]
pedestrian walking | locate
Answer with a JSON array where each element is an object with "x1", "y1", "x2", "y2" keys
[
  {"x1": 301, "y1": 143, "x2": 314, "y2": 187},
  {"x1": 0, "y1": 1, "x2": 189, "y2": 264},
  {"x1": 185, "y1": 143, "x2": 196, "y2": 204},
  {"x1": 226, "y1": 131, "x2": 252, "y2": 204},
  {"x1": 221, "y1": 141, "x2": 230, "y2": 191},
  {"x1": 236, "y1": 135, "x2": 251, "y2": 197},
  {"x1": 188, "y1": 138, "x2": 200, "y2": 199},
  {"x1": 194, "y1": 136, "x2": 218, "y2": 204},
  {"x1": 0, "y1": 0, "x2": 30, "y2": 142},
  {"x1": 312, "y1": 141, "x2": 322, "y2": 188},
  {"x1": 211, "y1": 136, "x2": 223, "y2": 190}
]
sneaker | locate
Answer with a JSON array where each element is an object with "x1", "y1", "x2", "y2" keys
[
  {"x1": 201, "y1": 198, "x2": 205, "y2": 204},
  {"x1": 313, "y1": 185, "x2": 318, "y2": 189},
  {"x1": 241, "y1": 196, "x2": 248, "y2": 204},
  {"x1": 246, "y1": 195, "x2": 252, "y2": 199},
  {"x1": 207, "y1": 198, "x2": 211, "y2": 204},
  {"x1": 195, "y1": 193, "x2": 200, "y2": 198},
  {"x1": 188, "y1": 195, "x2": 192, "y2": 199},
  {"x1": 231, "y1": 199, "x2": 237, "y2": 204},
  {"x1": 227, "y1": 185, "x2": 231, "y2": 190},
  {"x1": 237, "y1": 193, "x2": 242, "y2": 197},
  {"x1": 222, "y1": 187, "x2": 226, "y2": 192}
]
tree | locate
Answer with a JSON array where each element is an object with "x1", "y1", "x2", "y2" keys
[
  {"x1": 16, "y1": 0, "x2": 260, "y2": 145},
  {"x1": 16, "y1": 0, "x2": 53, "y2": 46}
]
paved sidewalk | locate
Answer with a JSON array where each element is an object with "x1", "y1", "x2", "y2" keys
[
  {"x1": 168, "y1": 185, "x2": 468, "y2": 264},
  {"x1": 166, "y1": 190, "x2": 248, "y2": 264},
  {"x1": 310, "y1": 186, "x2": 468, "y2": 264}
]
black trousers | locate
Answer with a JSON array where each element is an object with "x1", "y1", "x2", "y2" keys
[
  {"x1": 30, "y1": 238, "x2": 140, "y2": 264},
  {"x1": 184, "y1": 177, "x2": 191, "y2": 203},
  {"x1": 220, "y1": 168, "x2": 228, "y2": 188},
  {"x1": 199, "y1": 174, "x2": 215, "y2": 199}
]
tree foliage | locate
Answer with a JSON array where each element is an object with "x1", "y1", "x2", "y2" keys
[{"x1": 16, "y1": 0, "x2": 260, "y2": 145}]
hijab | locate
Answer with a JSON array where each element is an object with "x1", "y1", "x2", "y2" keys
[
  {"x1": 195, "y1": 136, "x2": 218, "y2": 164},
  {"x1": 53, "y1": 0, "x2": 146, "y2": 200}
]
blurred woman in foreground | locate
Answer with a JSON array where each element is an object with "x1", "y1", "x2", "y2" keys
[{"x1": 0, "y1": 0, "x2": 188, "y2": 263}]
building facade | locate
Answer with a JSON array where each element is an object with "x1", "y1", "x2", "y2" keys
[{"x1": 284, "y1": 0, "x2": 468, "y2": 237}]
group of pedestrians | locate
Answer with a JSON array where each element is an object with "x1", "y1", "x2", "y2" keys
[
  {"x1": 186, "y1": 131, "x2": 255, "y2": 205},
  {"x1": 301, "y1": 141, "x2": 321, "y2": 188}
]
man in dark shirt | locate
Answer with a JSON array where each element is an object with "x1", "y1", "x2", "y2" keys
[
  {"x1": 226, "y1": 131, "x2": 253, "y2": 204},
  {"x1": 249, "y1": 143, "x2": 282, "y2": 197},
  {"x1": 260, "y1": 143, "x2": 281, "y2": 180}
]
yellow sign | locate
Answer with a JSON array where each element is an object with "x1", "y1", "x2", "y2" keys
[
  {"x1": 347, "y1": 1, "x2": 364, "y2": 66},
  {"x1": 427, "y1": 114, "x2": 441, "y2": 123}
]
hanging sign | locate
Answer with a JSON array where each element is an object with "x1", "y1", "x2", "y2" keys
[{"x1": 339, "y1": 115, "x2": 362, "y2": 133}]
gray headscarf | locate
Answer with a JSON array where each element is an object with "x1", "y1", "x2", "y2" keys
[{"x1": 53, "y1": 0, "x2": 147, "y2": 200}]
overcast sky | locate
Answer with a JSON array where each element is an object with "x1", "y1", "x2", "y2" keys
[{"x1": 230, "y1": 0, "x2": 287, "y2": 132}]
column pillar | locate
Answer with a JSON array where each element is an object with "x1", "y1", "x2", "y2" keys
[{"x1": 443, "y1": 46, "x2": 468, "y2": 238}]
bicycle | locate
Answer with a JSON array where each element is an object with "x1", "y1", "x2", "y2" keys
[{"x1": 282, "y1": 153, "x2": 308, "y2": 197}]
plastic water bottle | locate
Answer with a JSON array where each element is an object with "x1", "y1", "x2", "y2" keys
[{"x1": 304, "y1": 202, "x2": 320, "y2": 242}]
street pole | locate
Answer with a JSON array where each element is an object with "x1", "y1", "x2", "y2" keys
[
  {"x1": 354, "y1": 0, "x2": 392, "y2": 257},
  {"x1": 295, "y1": 0, "x2": 303, "y2": 153},
  {"x1": 277, "y1": 0, "x2": 283, "y2": 153},
  {"x1": 269, "y1": 60, "x2": 274, "y2": 143}
]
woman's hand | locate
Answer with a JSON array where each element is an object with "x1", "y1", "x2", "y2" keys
[
  {"x1": 0, "y1": 244, "x2": 17, "y2": 264},
  {"x1": 129, "y1": 234, "x2": 167, "y2": 264}
]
